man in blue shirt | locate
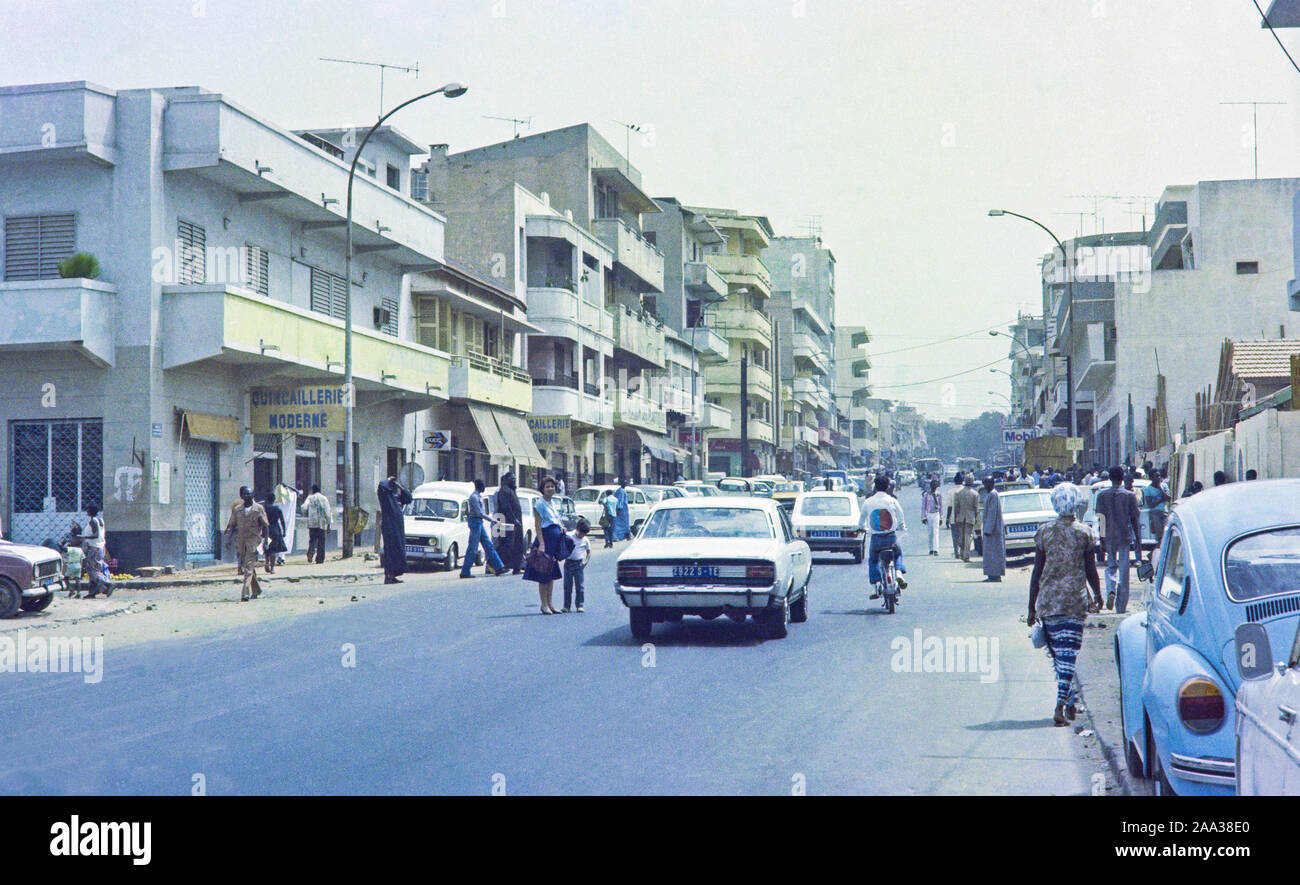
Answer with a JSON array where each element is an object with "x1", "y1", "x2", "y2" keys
[
  {"x1": 1095, "y1": 466, "x2": 1142, "y2": 612},
  {"x1": 461, "y1": 479, "x2": 507, "y2": 579}
]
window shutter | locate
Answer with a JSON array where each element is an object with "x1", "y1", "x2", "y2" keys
[
  {"x1": 245, "y1": 244, "x2": 269, "y2": 296},
  {"x1": 331, "y1": 272, "x2": 348, "y2": 321},
  {"x1": 177, "y1": 220, "x2": 206, "y2": 284},
  {"x1": 4, "y1": 214, "x2": 76, "y2": 281},
  {"x1": 310, "y1": 267, "x2": 332, "y2": 315},
  {"x1": 381, "y1": 296, "x2": 398, "y2": 336}
]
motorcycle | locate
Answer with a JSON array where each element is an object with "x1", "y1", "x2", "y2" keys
[{"x1": 876, "y1": 546, "x2": 900, "y2": 614}]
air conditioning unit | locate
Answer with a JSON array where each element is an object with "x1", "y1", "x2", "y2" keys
[{"x1": 373, "y1": 307, "x2": 392, "y2": 329}]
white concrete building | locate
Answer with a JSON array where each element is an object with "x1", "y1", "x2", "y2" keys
[{"x1": 834, "y1": 325, "x2": 875, "y2": 466}]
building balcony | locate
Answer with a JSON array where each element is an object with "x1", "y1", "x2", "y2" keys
[
  {"x1": 708, "y1": 362, "x2": 773, "y2": 399},
  {"x1": 684, "y1": 260, "x2": 728, "y2": 302},
  {"x1": 612, "y1": 303, "x2": 666, "y2": 368},
  {"x1": 793, "y1": 296, "x2": 831, "y2": 336},
  {"x1": 705, "y1": 253, "x2": 771, "y2": 298},
  {"x1": 0, "y1": 82, "x2": 119, "y2": 166},
  {"x1": 532, "y1": 385, "x2": 613, "y2": 431},
  {"x1": 615, "y1": 389, "x2": 667, "y2": 434},
  {"x1": 793, "y1": 332, "x2": 830, "y2": 376},
  {"x1": 449, "y1": 352, "x2": 532, "y2": 414},
  {"x1": 526, "y1": 287, "x2": 614, "y2": 353},
  {"x1": 711, "y1": 305, "x2": 773, "y2": 346},
  {"x1": 782, "y1": 424, "x2": 818, "y2": 448},
  {"x1": 684, "y1": 325, "x2": 729, "y2": 364},
  {"x1": 160, "y1": 283, "x2": 448, "y2": 405},
  {"x1": 748, "y1": 419, "x2": 776, "y2": 446},
  {"x1": 161, "y1": 90, "x2": 444, "y2": 267},
  {"x1": 700, "y1": 402, "x2": 731, "y2": 432},
  {"x1": 0, "y1": 278, "x2": 117, "y2": 366},
  {"x1": 591, "y1": 217, "x2": 665, "y2": 293}
]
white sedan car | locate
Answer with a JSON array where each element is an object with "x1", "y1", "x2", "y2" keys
[
  {"x1": 995, "y1": 488, "x2": 1059, "y2": 555},
  {"x1": 571, "y1": 485, "x2": 652, "y2": 534},
  {"x1": 615, "y1": 497, "x2": 812, "y2": 640},
  {"x1": 403, "y1": 482, "x2": 481, "y2": 571},
  {"x1": 790, "y1": 491, "x2": 865, "y2": 563}
]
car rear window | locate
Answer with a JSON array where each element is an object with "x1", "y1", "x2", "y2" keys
[
  {"x1": 572, "y1": 489, "x2": 599, "y2": 502},
  {"x1": 1224, "y1": 526, "x2": 1300, "y2": 602},
  {"x1": 798, "y1": 497, "x2": 852, "y2": 517},
  {"x1": 639, "y1": 507, "x2": 773, "y2": 539},
  {"x1": 1001, "y1": 491, "x2": 1053, "y2": 514}
]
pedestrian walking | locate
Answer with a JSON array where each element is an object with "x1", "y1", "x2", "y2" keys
[
  {"x1": 263, "y1": 492, "x2": 287, "y2": 574},
  {"x1": 950, "y1": 476, "x2": 979, "y2": 562},
  {"x1": 461, "y1": 478, "x2": 507, "y2": 579},
  {"x1": 1141, "y1": 467, "x2": 1169, "y2": 551},
  {"x1": 556, "y1": 476, "x2": 566, "y2": 497},
  {"x1": 1095, "y1": 466, "x2": 1141, "y2": 612},
  {"x1": 229, "y1": 486, "x2": 253, "y2": 575},
  {"x1": 946, "y1": 472, "x2": 965, "y2": 556},
  {"x1": 524, "y1": 476, "x2": 565, "y2": 614},
  {"x1": 493, "y1": 472, "x2": 525, "y2": 574},
  {"x1": 81, "y1": 506, "x2": 112, "y2": 598},
  {"x1": 980, "y1": 476, "x2": 1006, "y2": 582},
  {"x1": 224, "y1": 488, "x2": 268, "y2": 602},
  {"x1": 600, "y1": 491, "x2": 617, "y2": 548},
  {"x1": 562, "y1": 517, "x2": 591, "y2": 612},
  {"x1": 301, "y1": 484, "x2": 331, "y2": 564},
  {"x1": 376, "y1": 476, "x2": 412, "y2": 585},
  {"x1": 1028, "y1": 483, "x2": 1103, "y2": 726},
  {"x1": 275, "y1": 482, "x2": 300, "y2": 564},
  {"x1": 613, "y1": 477, "x2": 631, "y2": 541},
  {"x1": 921, "y1": 478, "x2": 943, "y2": 556}
]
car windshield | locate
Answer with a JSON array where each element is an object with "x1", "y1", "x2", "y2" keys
[
  {"x1": 406, "y1": 498, "x2": 459, "y2": 519},
  {"x1": 798, "y1": 497, "x2": 852, "y2": 517},
  {"x1": 638, "y1": 507, "x2": 773, "y2": 539},
  {"x1": 572, "y1": 489, "x2": 600, "y2": 502},
  {"x1": 1000, "y1": 492, "x2": 1053, "y2": 514},
  {"x1": 1225, "y1": 526, "x2": 1300, "y2": 602}
]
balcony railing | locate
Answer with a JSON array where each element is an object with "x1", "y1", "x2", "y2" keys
[
  {"x1": 684, "y1": 260, "x2": 728, "y2": 301},
  {"x1": 711, "y1": 305, "x2": 773, "y2": 344},
  {"x1": 526, "y1": 287, "x2": 615, "y2": 344},
  {"x1": 591, "y1": 217, "x2": 665, "y2": 293},
  {"x1": 450, "y1": 352, "x2": 532, "y2": 413},
  {"x1": 704, "y1": 253, "x2": 771, "y2": 296},
  {"x1": 0, "y1": 278, "x2": 117, "y2": 366},
  {"x1": 612, "y1": 303, "x2": 666, "y2": 367},
  {"x1": 615, "y1": 389, "x2": 667, "y2": 434},
  {"x1": 531, "y1": 372, "x2": 579, "y2": 390},
  {"x1": 684, "y1": 325, "x2": 729, "y2": 364}
]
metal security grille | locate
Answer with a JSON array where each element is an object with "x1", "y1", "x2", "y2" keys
[
  {"x1": 184, "y1": 438, "x2": 216, "y2": 559},
  {"x1": 4, "y1": 214, "x2": 75, "y2": 281},
  {"x1": 9, "y1": 419, "x2": 102, "y2": 546},
  {"x1": 177, "y1": 219, "x2": 206, "y2": 284},
  {"x1": 244, "y1": 243, "x2": 270, "y2": 295},
  {"x1": 310, "y1": 267, "x2": 347, "y2": 320}
]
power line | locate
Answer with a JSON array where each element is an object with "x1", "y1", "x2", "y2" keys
[
  {"x1": 867, "y1": 319, "x2": 1016, "y2": 357},
  {"x1": 869, "y1": 357, "x2": 1007, "y2": 390},
  {"x1": 1255, "y1": 0, "x2": 1300, "y2": 76}
]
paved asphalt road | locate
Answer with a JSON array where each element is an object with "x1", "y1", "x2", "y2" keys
[{"x1": 0, "y1": 487, "x2": 1101, "y2": 795}]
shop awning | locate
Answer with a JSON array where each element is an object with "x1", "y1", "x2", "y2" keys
[
  {"x1": 493, "y1": 410, "x2": 547, "y2": 468},
  {"x1": 468, "y1": 404, "x2": 513, "y2": 464},
  {"x1": 637, "y1": 430, "x2": 677, "y2": 463},
  {"x1": 183, "y1": 411, "x2": 240, "y2": 444},
  {"x1": 816, "y1": 447, "x2": 837, "y2": 468}
]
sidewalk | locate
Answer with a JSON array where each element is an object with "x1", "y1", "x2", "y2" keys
[{"x1": 111, "y1": 549, "x2": 391, "y2": 589}]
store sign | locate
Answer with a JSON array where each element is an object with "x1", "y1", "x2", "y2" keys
[
  {"x1": 1002, "y1": 428, "x2": 1039, "y2": 445},
  {"x1": 528, "y1": 416, "x2": 571, "y2": 449},
  {"x1": 1066, "y1": 437, "x2": 1084, "y2": 452},
  {"x1": 250, "y1": 385, "x2": 349, "y2": 433}
]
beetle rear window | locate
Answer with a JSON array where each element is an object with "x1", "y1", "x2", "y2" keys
[{"x1": 1224, "y1": 526, "x2": 1300, "y2": 602}]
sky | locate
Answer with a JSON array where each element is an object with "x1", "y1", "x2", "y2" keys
[{"x1": 6, "y1": 0, "x2": 1300, "y2": 421}]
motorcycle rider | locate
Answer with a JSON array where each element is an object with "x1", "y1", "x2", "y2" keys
[{"x1": 859, "y1": 473, "x2": 908, "y2": 599}]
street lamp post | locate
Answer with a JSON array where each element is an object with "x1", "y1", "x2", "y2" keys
[
  {"x1": 341, "y1": 80, "x2": 467, "y2": 559},
  {"x1": 988, "y1": 210, "x2": 1076, "y2": 440}
]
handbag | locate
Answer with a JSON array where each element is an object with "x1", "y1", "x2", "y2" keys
[
  {"x1": 525, "y1": 540, "x2": 553, "y2": 574},
  {"x1": 1029, "y1": 623, "x2": 1046, "y2": 649}
]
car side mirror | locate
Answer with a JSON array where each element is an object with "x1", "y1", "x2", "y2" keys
[
  {"x1": 1136, "y1": 561, "x2": 1154, "y2": 583},
  {"x1": 1235, "y1": 623, "x2": 1274, "y2": 681}
]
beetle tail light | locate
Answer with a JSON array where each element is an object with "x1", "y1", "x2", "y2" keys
[
  {"x1": 746, "y1": 563, "x2": 776, "y2": 584},
  {"x1": 1177, "y1": 677, "x2": 1226, "y2": 734},
  {"x1": 617, "y1": 563, "x2": 647, "y2": 582}
]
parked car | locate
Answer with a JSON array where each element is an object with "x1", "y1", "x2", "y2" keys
[
  {"x1": 403, "y1": 483, "x2": 481, "y2": 572},
  {"x1": 1116, "y1": 479, "x2": 1300, "y2": 795},
  {"x1": 615, "y1": 497, "x2": 812, "y2": 639},
  {"x1": 973, "y1": 488, "x2": 1055, "y2": 557},
  {"x1": 1083, "y1": 479, "x2": 1157, "y2": 563},
  {"x1": 673, "y1": 481, "x2": 721, "y2": 498},
  {"x1": 0, "y1": 539, "x2": 65, "y2": 617},
  {"x1": 639, "y1": 485, "x2": 687, "y2": 505},
  {"x1": 1233, "y1": 617, "x2": 1300, "y2": 795},
  {"x1": 790, "y1": 491, "x2": 864, "y2": 562},
  {"x1": 717, "y1": 477, "x2": 758, "y2": 496},
  {"x1": 570, "y1": 485, "x2": 652, "y2": 535}
]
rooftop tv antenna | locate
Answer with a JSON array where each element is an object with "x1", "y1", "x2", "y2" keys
[
  {"x1": 483, "y1": 115, "x2": 532, "y2": 138},
  {"x1": 612, "y1": 120, "x2": 642, "y2": 174},
  {"x1": 1220, "y1": 101, "x2": 1287, "y2": 178},
  {"x1": 320, "y1": 56, "x2": 420, "y2": 114},
  {"x1": 800, "y1": 215, "x2": 823, "y2": 241}
]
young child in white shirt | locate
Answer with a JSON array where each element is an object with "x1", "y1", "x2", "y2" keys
[{"x1": 562, "y1": 518, "x2": 592, "y2": 613}]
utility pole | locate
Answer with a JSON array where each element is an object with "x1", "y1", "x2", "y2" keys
[{"x1": 740, "y1": 355, "x2": 750, "y2": 478}]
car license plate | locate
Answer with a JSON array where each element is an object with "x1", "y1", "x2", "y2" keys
[
  {"x1": 810, "y1": 530, "x2": 839, "y2": 538},
  {"x1": 405, "y1": 545, "x2": 427, "y2": 554},
  {"x1": 672, "y1": 565, "x2": 719, "y2": 578},
  {"x1": 40, "y1": 575, "x2": 60, "y2": 587},
  {"x1": 1008, "y1": 524, "x2": 1036, "y2": 534}
]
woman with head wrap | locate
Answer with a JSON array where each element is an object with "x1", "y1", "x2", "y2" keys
[{"x1": 1027, "y1": 483, "x2": 1103, "y2": 727}]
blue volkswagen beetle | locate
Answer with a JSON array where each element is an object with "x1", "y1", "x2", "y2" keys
[{"x1": 1115, "y1": 479, "x2": 1300, "y2": 795}]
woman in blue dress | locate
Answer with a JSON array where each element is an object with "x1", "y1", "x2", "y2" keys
[
  {"x1": 613, "y1": 477, "x2": 631, "y2": 541},
  {"x1": 524, "y1": 476, "x2": 566, "y2": 614}
]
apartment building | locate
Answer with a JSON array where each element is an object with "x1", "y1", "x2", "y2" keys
[
  {"x1": 420, "y1": 124, "x2": 690, "y2": 485},
  {"x1": 766, "y1": 236, "x2": 837, "y2": 475},
  {"x1": 834, "y1": 325, "x2": 875, "y2": 467},
  {"x1": 0, "y1": 81, "x2": 474, "y2": 568},
  {"x1": 684, "y1": 206, "x2": 778, "y2": 476}
]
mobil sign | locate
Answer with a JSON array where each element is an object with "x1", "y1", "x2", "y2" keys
[{"x1": 1003, "y1": 428, "x2": 1038, "y2": 445}]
